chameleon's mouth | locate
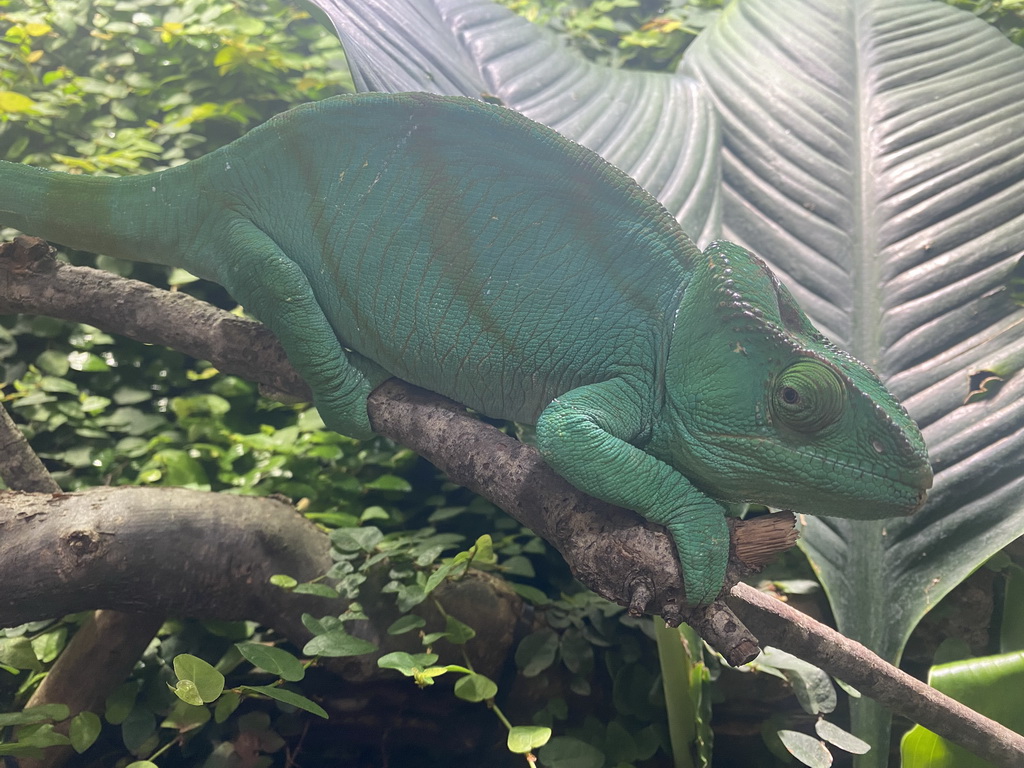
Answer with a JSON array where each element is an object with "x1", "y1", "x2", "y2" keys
[{"x1": 893, "y1": 461, "x2": 933, "y2": 514}]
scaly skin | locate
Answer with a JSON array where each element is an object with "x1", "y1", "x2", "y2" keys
[{"x1": 0, "y1": 93, "x2": 932, "y2": 604}]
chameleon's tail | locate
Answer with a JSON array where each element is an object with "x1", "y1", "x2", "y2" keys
[{"x1": 0, "y1": 159, "x2": 191, "y2": 268}]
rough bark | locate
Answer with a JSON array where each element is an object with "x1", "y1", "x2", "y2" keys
[{"x1": 0, "y1": 400, "x2": 164, "y2": 768}]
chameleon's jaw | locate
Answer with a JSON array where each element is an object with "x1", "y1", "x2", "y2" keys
[
  {"x1": 906, "y1": 461, "x2": 934, "y2": 512},
  {"x1": 812, "y1": 460, "x2": 933, "y2": 520}
]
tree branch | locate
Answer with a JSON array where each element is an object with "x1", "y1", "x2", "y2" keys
[{"x1": 0, "y1": 394, "x2": 164, "y2": 768}]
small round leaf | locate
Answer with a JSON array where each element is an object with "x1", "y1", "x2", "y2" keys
[
  {"x1": 778, "y1": 730, "x2": 833, "y2": 768},
  {"x1": 235, "y1": 643, "x2": 305, "y2": 682},
  {"x1": 815, "y1": 719, "x2": 870, "y2": 755},
  {"x1": 454, "y1": 673, "x2": 498, "y2": 703},
  {"x1": 69, "y1": 711, "x2": 101, "y2": 753},
  {"x1": 507, "y1": 725, "x2": 551, "y2": 754},
  {"x1": 172, "y1": 654, "x2": 224, "y2": 703}
]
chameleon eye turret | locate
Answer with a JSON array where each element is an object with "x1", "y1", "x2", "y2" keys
[{"x1": 770, "y1": 360, "x2": 846, "y2": 435}]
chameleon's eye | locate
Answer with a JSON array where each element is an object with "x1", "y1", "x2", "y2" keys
[{"x1": 770, "y1": 360, "x2": 846, "y2": 433}]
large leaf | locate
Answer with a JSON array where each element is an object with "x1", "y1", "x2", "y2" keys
[
  {"x1": 301, "y1": 0, "x2": 720, "y2": 242},
  {"x1": 682, "y1": 1, "x2": 1024, "y2": 762},
  {"x1": 317, "y1": 0, "x2": 1024, "y2": 760},
  {"x1": 901, "y1": 651, "x2": 1024, "y2": 767}
]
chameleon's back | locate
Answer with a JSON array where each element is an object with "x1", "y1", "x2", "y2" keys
[{"x1": 196, "y1": 94, "x2": 699, "y2": 423}]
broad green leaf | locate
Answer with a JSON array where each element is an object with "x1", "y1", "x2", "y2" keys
[
  {"x1": 0, "y1": 91, "x2": 37, "y2": 114},
  {"x1": 16, "y1": 724, "x2": 71, "y2": 749},
  {"x1": 329, "y1": 526, "x2": 383, "y2": 552},
  {"x1": 0, "y1": 704, "x2": 69, "y2": 728},
  {"x1": 453, "y1": 672, "x2": 498, "y2": 702},
  {"x1": 302, "y1": 629, "x2": 376, "y2": 657},
  {"x1": 302, "y1": 0, "x2": 721, "y2": 242},
  {"x1": 30, "y1": 627, "x2": 67, "y2": 663},
  {"x1": 239, "y1": 685, "x2": 328, "y2": 718},
  {"x1": 423, "y1": 559, "x2": 462, "y2": 594},
  {"x1": 654, "y1": 618, "x2": 713, "y2": 768},
  {"x1": 362, "y1": 474, "x2": 411, "y2": 492},
  {"x1": 35, "y1": 349, "x2": 69, "y2": 376},
  {"x1": 443, "y1": 615, "x2": 476, "y2": 645},
  {"x1": 559, "y1": 627, "x2": 593, "y2": 676},
  {"x1": 235, "y1": 643, "x2": 306, "y2": 682},
  {"x1": 270, "y1": 574, "x2": 299, "y2": 589},
  {"x1": 293, "y1": 582, "x2": 339, "y2": 598},
  {"x1": 679, "y1": 2, "x2": 1024, "y2": 761},
  {"x1": 0, "y1": 636, "x2": 42, "y2": 672},
  {"x1": 120, "y1": 706, "x2": 155, "y2": 753},
  {"x1": 507, "y1": 725, "x2": 551, "y2": 754},
  {"x1": 900, "y1": 651, "x2": 1024, "y2": 767},
  {"x1": 756, "y1": 647, "x2": 836, "y2": 716},
  {"x1": 778, "y1": 730, "x2": 832, "y2": 768},
  {"x1": 104, "y1": 683, "x2": 138, "y2": 726},
  {"x1": 172, "y1": 654, "x2": 225, "y2": 702}
]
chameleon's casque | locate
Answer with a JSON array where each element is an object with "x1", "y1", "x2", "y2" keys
[{"x1": 0, "y1": 93, "x2": 932, "y2": 604}]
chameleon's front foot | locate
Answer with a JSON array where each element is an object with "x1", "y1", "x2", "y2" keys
[{"x1": 664, "y1": 512, "x2": 731, "y2": 606}]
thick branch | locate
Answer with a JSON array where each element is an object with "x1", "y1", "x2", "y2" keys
[
  {"x1": 0, "y1": 487, "x2": 334, "y2": 627},
  {"x1": 0, "y1": 487, "x2": 521, "y2": 686},
  {"x1": 1, "y1": 392, "x2": 163, "y2": 768}
]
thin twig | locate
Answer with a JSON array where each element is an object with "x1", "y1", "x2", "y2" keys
[{"x1": 730, "y1": 583, "x2": 1024, "y2": 768}]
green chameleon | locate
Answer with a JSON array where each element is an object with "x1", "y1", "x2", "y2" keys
[{"x1": 0, "y1": 93, "x2": 932, "y2": 605}]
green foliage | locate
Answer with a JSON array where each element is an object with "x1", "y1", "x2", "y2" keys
[
  {"x1": 654, "y1": 619, "x2": 712, "y2": 768},
  {"x1": 900, "y1": 651, "x2": 1024, "y2": 767},
  {"x1": 0, "y1": 0, "x2": 352, "y2": 172},
  {"x1": 946, "y1": 0, "x2": 1024, "y2": 44},
  {"x1": 749, "y1": 648, "x2": 869, "y2": 767},
  {"x1": 497, "y1": 0, "x2": 1024, "y2": 69},
  {"x1": 498, "y1": 0, "x2": 724, "y2": 69}
]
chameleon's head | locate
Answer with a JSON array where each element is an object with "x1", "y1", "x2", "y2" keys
[{"x1": 660, "y1": 241, "x2": 932, "y2": 519}]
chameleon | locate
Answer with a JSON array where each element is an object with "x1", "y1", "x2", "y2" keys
[{"x1": 0, "y1": 92, "x2": 932, "y2": 605}]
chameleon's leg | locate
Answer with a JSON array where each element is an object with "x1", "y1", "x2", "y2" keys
[
  {"x1": 535, "y1": 379, "x2": 730, "y2": 605},
  {"x1": 214, "y1": 221, "x2": 386, "y2": 439}
]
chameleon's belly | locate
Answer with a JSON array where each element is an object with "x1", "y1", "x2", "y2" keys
[{"x1": 307, "y1": 240, "x2": 662, "y2": 425}]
